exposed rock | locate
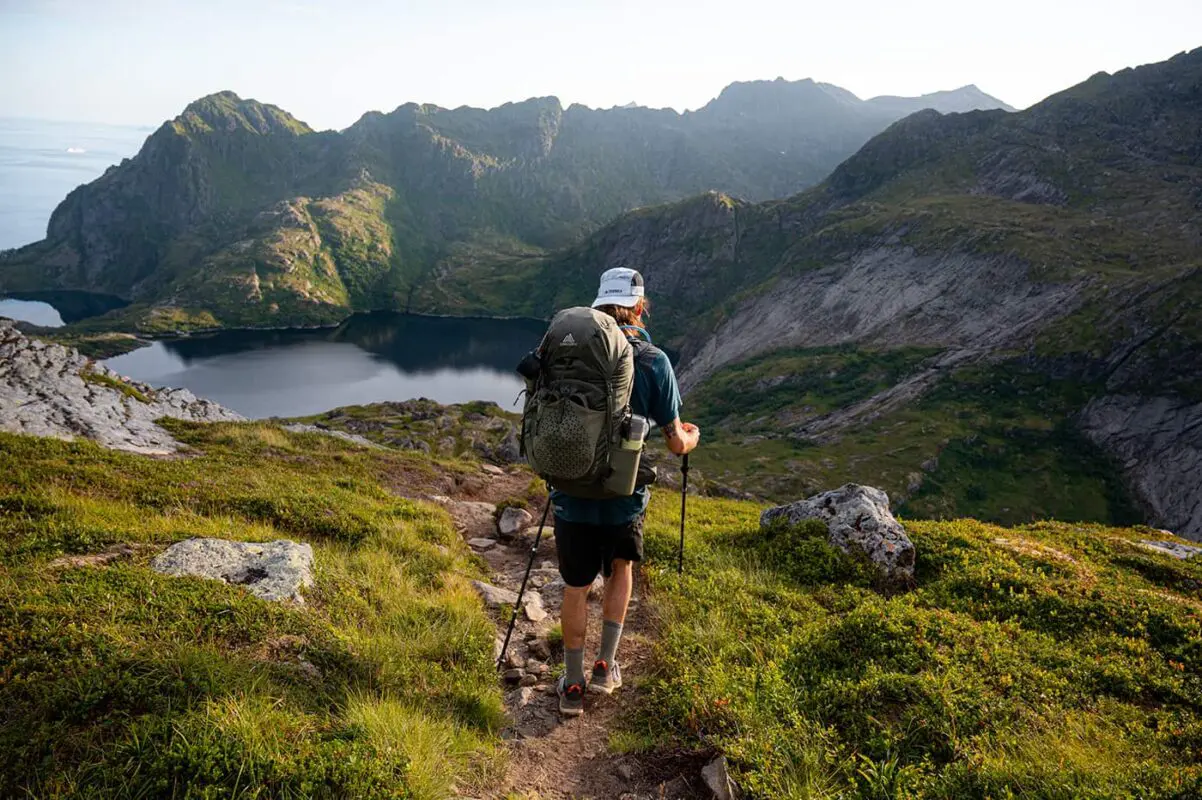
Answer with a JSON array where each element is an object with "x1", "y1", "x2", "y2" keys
[
  {"x1": 280, "y1": 423, "x2": 381, "y2": 449},
  {"x1": 503, "y1": 668, "x2": 524, "y2": 686},
  {"x1": 468, "y1": 537, "x2": 497, "y2": 551},
  {"x1": 506, "y1": 650, "x2": 525, "y2": 670},
  {"x1": 481, "y1": 463, "x2": 505, "y2": 476},
  {"x1": 701, "y1": 756, "x2": 737, "y2": 800},
  {"x1": 472, "y1": 580, "x2": 518, "y2": 607},
  {"x1": 528, "y1": 637, "x2": 551, "y2": 660},
  {"x1": 1139, "y1": 540, "x2": 1202, "y2": 559},
  {"x1": 761, "y1": 484, "x2": 915, "y2": 584},
  {"x1": 151, "y1": 538, "x2": 314, "y2": 602},
  {"x1": 0, "y1": 322, "x2": 242, "y2": 454},
  {"x1": 508, "y1": 686, "x2": 536, "y2": 708},
  {"x1": 1079, "y1": 395, "x2": 1202, "y2": 541},
  {"x1": 498, "y1": 506, "x2": 534, "y2": 538},
  {"x1": 678, "y1": 249, "x2": 1080, "y2": 393},
  {"x1": 524, "y1": 592, "x2": 548, "y2": 622}
]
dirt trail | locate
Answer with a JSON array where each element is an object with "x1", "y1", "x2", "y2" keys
[{"x1": 424, "y1": 463, "x2": 711, "y2": 800}]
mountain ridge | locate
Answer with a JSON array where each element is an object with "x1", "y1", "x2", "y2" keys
[{"x1": 0, "y1": 77, "x2": 1011, "y2": 333}]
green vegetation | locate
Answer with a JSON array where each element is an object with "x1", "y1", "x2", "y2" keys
[
  {"x1": 635, "y1": 492, "x2": 1202, "y2": 798},
  {"x1": 690, "y1": 346, "x2": 941, "y2": 435},
  {"x1": 688, "y1": 349, "x2": 1141, "y2": 529},
  {"x1": 295, "y1": 400, "x2": 519, "y2": 462},
  {"x1": 0, "y1": 423, "x2": 503, "y2": 798},
  {"x1": 80, "y1": 365, "x2": 152, "y2": 403}
]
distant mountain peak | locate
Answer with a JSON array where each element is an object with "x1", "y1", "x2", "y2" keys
[{"x1": 178, "y1": 91, "x2": 313, "y2": 136}]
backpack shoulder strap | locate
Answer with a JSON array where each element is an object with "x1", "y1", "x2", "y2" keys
[{"x1": 629, "y1": 338, "x2": 661, "y2": 373}]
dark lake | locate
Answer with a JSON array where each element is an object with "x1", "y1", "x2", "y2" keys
[{"x1": 96, "y1": 313, "x2": 544, "y2": 419}]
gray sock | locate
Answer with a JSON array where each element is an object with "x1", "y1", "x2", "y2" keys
[
  {"x1": 565, "y1": 647, "x2": 585, "y2": 686},
  {"x1": 598, "y1": 619, "x2": 623, "y2": 666}
]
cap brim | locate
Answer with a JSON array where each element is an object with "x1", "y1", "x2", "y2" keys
[{"x1": 592, "y1": 295, "x2": 641, "y2": 308}]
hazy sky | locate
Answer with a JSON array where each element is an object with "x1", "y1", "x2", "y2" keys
[{"x1": 2, "y1": 0, "x2": 1199, "y2": 131}]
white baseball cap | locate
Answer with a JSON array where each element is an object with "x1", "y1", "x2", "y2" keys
[{"x1": 591, "y1": 267, "x2": 646, "y2": 309}]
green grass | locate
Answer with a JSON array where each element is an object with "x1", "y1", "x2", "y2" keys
[
  {"x1": 0, "y1": 423, "x2": 503, "y2": 798},
  {"x1": 80, "y1": 365, "x2": 152, "y2": 404},
  {"x1": 688, "y1": 351, "x2": 1140, "y2": 529},
  {"x1": 635, "y1": 492, "x2": 1202, "y2": 798}
]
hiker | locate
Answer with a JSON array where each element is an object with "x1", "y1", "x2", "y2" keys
[{"x1": 545, "y1": 268, "x2": 700, "y2": 716}]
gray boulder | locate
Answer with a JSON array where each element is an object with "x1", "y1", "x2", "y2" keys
[
  {"x1": 498, "y1": 506, "x2": 534, "y2": 538},
  {"x1": 151, "y1": 538, "x2": 314, "y2": 602},
  {"x1": 760, "y1": 484, "x2": 915, "y2": 584}
]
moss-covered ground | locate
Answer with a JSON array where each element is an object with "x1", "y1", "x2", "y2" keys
[
  {"x1": 632, "y1": 492, "x2": 1202, "y2": 799},
  {"x1": 0, "y1": 423, "x2": 503, "y2": 798}
]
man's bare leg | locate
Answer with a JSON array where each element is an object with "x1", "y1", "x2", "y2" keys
[
  {"x1": 602, "y1": 558, "x2": 633, "y2": 624},
  {"x1": 591, "y1": 559, "x2": 632, "y2": 694},
  {"x1": 561, "y1": 584, "x2": 590, "y2": 684}
]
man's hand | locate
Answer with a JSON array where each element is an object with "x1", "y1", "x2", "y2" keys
[{"x1": 662, "y1": 419, "x2": 700, "y2": 456}]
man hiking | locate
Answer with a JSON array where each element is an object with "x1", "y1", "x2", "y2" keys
[{"x1": 549, "y1": 267, "x2": 700, "y2": 717}]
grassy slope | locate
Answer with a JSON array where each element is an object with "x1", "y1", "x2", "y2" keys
[
  {"x1": 686, "y1": 348, "x2": 1142, "y2": 527},
  {"x1": 635, "y1": 492, "x2": 1202, "y2": 799},
  {"x1": 0, "y1": 423, "x2": 503, "y2": 799},
  {"x1": 3, "y1": 411, "x2": 1201, "y2": 798}
]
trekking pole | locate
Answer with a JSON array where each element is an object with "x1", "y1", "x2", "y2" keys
[
  {"x1": 497, "y1": 499, "x2": 552, "y2": 670},
  {"x1": 678, "y1": 453, "x2": 689, "y2": 575}
]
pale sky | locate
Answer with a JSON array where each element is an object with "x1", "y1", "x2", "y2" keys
[{"x1": 2, "y1": 0, "x2": 1199, "y2": 131}]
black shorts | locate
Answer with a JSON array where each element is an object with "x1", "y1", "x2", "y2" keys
[{"x1": 554, "y1": 515, "x2": 645, "y2": 588}]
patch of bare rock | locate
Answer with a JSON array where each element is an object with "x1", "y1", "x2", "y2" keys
[
  {"x1": 0, "y1": 321, "x2": 242, "y2": 454},
  {"x1": 761, "y1": 483, "x2": 916, "y2": 585}
]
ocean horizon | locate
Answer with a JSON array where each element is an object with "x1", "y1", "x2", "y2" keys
[{"x1": 0, "y1": 117, "x2": 150, "y2": 251}]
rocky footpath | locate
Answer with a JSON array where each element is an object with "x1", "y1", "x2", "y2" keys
[{"x1": 0, "y1": 321, "x2": 242, "y2": 454}]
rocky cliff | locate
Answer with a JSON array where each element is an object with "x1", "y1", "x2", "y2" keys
[
  {"x1": 0, "y1": 320, "x2": 242, "y2": 453},
  {"x1": 514, "y1": 48, "x2": 1202, "y2": 538},
  {"x1": 0, "y1": 83, "x2": 1008, "y2": 332}
]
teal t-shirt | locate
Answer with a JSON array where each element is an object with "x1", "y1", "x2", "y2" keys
[{"x1": 551, "y1": 329, "x2": 683, "y2": 526}]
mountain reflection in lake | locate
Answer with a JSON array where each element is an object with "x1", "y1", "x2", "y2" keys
[{"x1": 102, "y1": 313, "x2": 546, "y2": 419}]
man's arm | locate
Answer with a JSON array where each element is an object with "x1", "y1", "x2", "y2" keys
[{"x1": 661, "y1": 418, "x2": 700, "y2": 456}]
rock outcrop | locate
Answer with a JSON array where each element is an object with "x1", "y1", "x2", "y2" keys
[
  {"x1": 1079, "y1": 395, "x2": 1202, "y2": 541},
  {"x1": 151, "y1": 538, "x2": 314, "y2": 602},
  {"x1": 0, "y1": 321, "x2": 243, "y2": 454},
  {"x1": 761, "y1": 484, "x2": 916, "y2": 584}
]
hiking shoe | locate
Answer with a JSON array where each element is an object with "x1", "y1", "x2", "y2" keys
[
  {"x1": 589, "y1": 660, "x2": 622, "y2": 695},
  {"x1": 557, "y1": 676, "x2": 585, "y2": 716}
]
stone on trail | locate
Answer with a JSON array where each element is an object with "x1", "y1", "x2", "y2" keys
[
  {"x1": 472, "y1": 580, "x2": 518, "y2": 607},
  {"x1": 701, "y1": 755, "x2": 737, "y2": 800},
  {"x1": 524, "y1": 591, "x2": 548, "y2": 622},
  {"x1": 498, "y1": 506, "x2": 534, "y2": 538},
  {"x1": 468, "y1": 537, "x2": 497, "y2": 550},
  {"x1": 760, "y1": 483, "x2": 915, "y2": 584},
  {"x1": 481, "y1": 463, "x2": 505, "y2": 476},
  {"x1": 151, "y1": 538, "x2": 314, "y2": 602}
]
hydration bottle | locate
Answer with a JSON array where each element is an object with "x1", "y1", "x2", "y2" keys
[{"x1": 604, "y1": 414, "x2": 651, "y2": 496}]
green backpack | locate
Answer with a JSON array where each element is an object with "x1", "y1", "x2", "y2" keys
[{"x1": 521, "y1": 307, "x2": 635, "y2": 499}]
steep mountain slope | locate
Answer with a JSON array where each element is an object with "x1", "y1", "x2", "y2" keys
[
  {"x1": 505, "y1": 48, "x2": 1202, "y2": 538},
  {"x1": 0, "y1": 83, "x2": 1008, "y2": 330}
]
